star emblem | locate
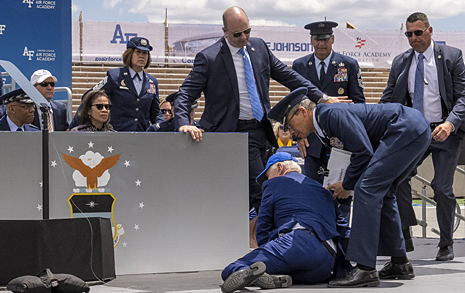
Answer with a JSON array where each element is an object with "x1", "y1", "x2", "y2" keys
[
  {"x1": 134, "y1": 224, "x2": 140, "y2": 230},
  {"x1": 86, "y1": 201, "x2": 98, "y2": 208},
  {"x1": 135, "y1": 179, "x2": 141, "y2": 186},
  {"x1": 122, "y1": 242, "x2": 128, "y2": 247},
  {"x1": 36, "y1": 204, "x2": 43, "y2": 211},
  {"x1": 67, "y1": 146, "x2": 74, "y2": 153},
  {"x1": 124, "y1": 160, "x2": 130, "y2": 167},
  {"x1": 108, "y1": 146, "x2": 114, "y2": 153},
  {"x1": 88, "y1": 141, "x2": 94, "y2": 148},
  {"x1": 51, "y1": 160, "x2": 57, "y2": 168},
  {"x1": 139, "y1": 202, "x2": 145, "y2": 209}
]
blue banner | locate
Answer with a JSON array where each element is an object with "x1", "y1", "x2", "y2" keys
[{"x1": 0, "y1": 0, "x2": 72, "y2": 100}]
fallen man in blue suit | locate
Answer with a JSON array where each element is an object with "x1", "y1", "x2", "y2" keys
[
  {"x1": 268, "y1": 87, "x2": 431, "y2": 288},
  {"x1": 220, "y1": 152, "x2": 351, "y2": 293}
]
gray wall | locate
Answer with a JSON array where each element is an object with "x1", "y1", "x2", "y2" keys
[{"x1": 0, "y1": 132, "x2": 249, "y2": 275}]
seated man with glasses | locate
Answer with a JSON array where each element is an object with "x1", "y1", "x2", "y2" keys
[
  {"x1": 0, "y1": 89, "x2": 39, "y2": 131},
  {"x1": 30, "y1": 69, "x2": 68, "y2": 131},
  {"x1": 380, "y1": 12, "x2": 465, "y2": 260}
]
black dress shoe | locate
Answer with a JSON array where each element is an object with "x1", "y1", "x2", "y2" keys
[
  {"x1": 436, "y1": 245, "x2": 454, "y2": 261},
  {"x1": 327, "y1": 267, "x2": 380, "y2": 288},
  {"x1": 221, "y1": 261, "x2": 266, "y2": 293},
  {"x1": 253, "y1": 273, "x2": 292, "y2": 289},
  {"x1": 379, "y1": 261, "x2": 415, "y2": 279},
  {"x1": 405, "y1": 238, "x2": 414, "y2": 252}
]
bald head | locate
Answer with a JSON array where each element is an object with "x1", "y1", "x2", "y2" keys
[{"x1": 222, "y1": 6, "x2": 248, "y2": 30}]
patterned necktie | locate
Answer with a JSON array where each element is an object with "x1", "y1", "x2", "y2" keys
[
  {"x1": 413, "y1": 53, "x2": 425, "y2": 113},
  {"x1": 239, "y1": 47, "x2": 264, "y2": 121},
  {"x1": 319, "y1": 61, "x2": 326, "y2": 82},
  {"x1": 47, "y1": 110, "x2": 54, "y2": 132}
]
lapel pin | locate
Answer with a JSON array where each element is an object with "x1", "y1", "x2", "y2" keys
[
  {"x1": 308, "y1": 61, "x2": 313, "y2": 66},
  {"x1": 251, "y1": 47, "x2": 255, "y2": 52},
  {"x1": 438, "y1": 55, "x2": 442, "y2": 59}
]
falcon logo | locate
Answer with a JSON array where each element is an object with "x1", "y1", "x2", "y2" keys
[
  {"x1": 62, "y1": 151, "x2": 120, "y2": 190},
  {"x1": 23, "y1": 0, "x2": 34, "y2": 8}
]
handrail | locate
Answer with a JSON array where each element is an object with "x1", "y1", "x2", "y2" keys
[{"x1": 55, "y1": 87, "x2": 73, "y2": 123}]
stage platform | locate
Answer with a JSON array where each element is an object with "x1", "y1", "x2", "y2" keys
[{"x1": 81, "y1": 237, "x2": 464, "y2": 293}]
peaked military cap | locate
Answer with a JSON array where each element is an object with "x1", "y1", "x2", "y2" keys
[
  {"x1": 268, "y1": 87, "x2": 309, "y2": 128},
  {"x1": 1, "y1": 88, "x2": 34, "y2": 105},
  {"x1": 304, "y1": 21, "x2": 338, "y2": 40},
  {"x1": 127, "y1": 37, "x2": 153, "y2": 51}
]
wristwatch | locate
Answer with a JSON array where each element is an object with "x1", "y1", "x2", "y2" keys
[{"x1": 318, "y1": 94, "x2": 329, "y2": 104}]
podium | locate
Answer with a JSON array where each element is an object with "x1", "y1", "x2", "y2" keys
[{"x1": 0, "y1": 218, "x2": 115, "y2": 286}]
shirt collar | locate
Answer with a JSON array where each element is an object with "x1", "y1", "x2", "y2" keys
[
  {"x1": 129, "y1": 67, "x2": 143, "y2": 80},
  {"x1": 316, "y1": 51, "x2": 333, "y2": 67},
  {"x1": 312, "y1": 107, "x2": 325, "y2": 137},
  {"x1": 225, "y1": 37, "x2": 244, "y2": 55},
  {"x1": 6, "y1": 115, "x2": 22, "y2": 131}
]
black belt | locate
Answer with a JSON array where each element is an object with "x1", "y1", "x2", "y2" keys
[
  {"x1": 237, "y1": 119, "x2": 260, "y2": 125},
  {"x1": 309, "y1": 230, "x2": 337, "y2": 259}
]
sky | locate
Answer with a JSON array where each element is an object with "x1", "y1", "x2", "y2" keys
[{"x1": 71, "y1": 0, "x2": 465, "y2": 31}]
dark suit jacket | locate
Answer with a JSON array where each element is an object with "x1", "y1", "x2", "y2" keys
[
  {"x1": 0, "y1": 115, "x2": 40, "y2": 131},
  {"x1": 315, "y1": 103, "x2": 430, "y2": 190},
  {"x1": 70, "y1": 67, "x2": 164, "y2": 131},
  {"x1": 293, "y1": 51, "x2": 365, "y2": 159},
  {"x1": 32, "y1": 100, "x2": 68, "y2": 131},
  {"x1": 174, "y1": 37, "x2": 324, "y2": 146},
  {"x1": 380, "y1": 41, "x2": 465, "y2": 132},
  {"x1": 257, "y1": 171, "x2": 350, "y2": 246}
]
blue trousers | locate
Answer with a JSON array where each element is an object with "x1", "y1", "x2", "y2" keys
[
  {"x1": 347, "y1": 129, "x2": 431, "y2": 268},
  {"x1": 222, "y1": 230, "x2": 335, "y2": 284}
]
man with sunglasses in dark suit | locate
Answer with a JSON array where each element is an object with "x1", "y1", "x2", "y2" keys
[
  {"x1": 30, "y1": 69, "x2": 68, "y2": 131},
  {"x1": 174, "y1": 6, "x2": 344, "y2": 248},
  {"x1": 292, "y1": 21, "x2": 365, "y2": 221},
  {"x1": 380, "y1": 12, "x2": 465, "y2": 261}
]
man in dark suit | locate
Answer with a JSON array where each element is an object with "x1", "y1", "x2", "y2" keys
[
  {"x1": 0, "y1": 89, "x2": 39, "y2": 131},
  {"x1": 30, "y1": 70, "x2": 68, "y2": 131},
  {"x1": 220, "y1": 152, "x2": 350, "y2": 292},
  {"x1": 380, "y1": 12, "x2": 465, "y2": 260},
  {"x1": 174, "y1": 6, "x2": 344, "y2": 247},
  {"x1": 292, "y1": 21, "x2": 365, "y2": 220},
  {"x1": 269, "y1": 88, "x2": 431, "y2": 287}
]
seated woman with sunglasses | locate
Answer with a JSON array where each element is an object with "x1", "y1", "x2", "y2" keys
[{"x1": 70, "y1": 90, "x2": 115, "y2": 132}]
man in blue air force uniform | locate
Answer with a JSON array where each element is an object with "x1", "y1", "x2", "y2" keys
[
  {"x1": 220, "y1": 152, "x2": 350, "y2": 293},
  {"x1": 0, "y1": 89, "x2": 39, "y2": 131},
  {"x1": 268, "y1": 88, "x2": 431, "y2": 287},
  {"x1": 293, "y1": 21, "x2": 365, "y2": 220}
]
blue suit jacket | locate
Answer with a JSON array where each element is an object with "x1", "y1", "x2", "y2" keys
[
  {"x1": 0, "y1": 115, "x2": 40, "y2": 131},
  {"x1": 315, "y1": 103, "x2": 430, "y2": 190},
  {"x1": 70, "y1": 67, "x2": 163, "y2": 131},
  {"x1": 293, "y1": 51, "x2": 365, "y2": 159},
  {"x1": 257, "y1": 172, "x2": 350, "y2": 246},
  {"x1": 32, "y1": 100, "x2": 68, "y2": 131},
  {"x1": 174, "y1": 37, "x2": 324, "y2": 146},
  {"x1": 380, "y1": 41, "x2": 465, "y2": 132}
]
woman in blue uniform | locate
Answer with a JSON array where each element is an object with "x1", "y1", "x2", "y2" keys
[{"x1": 70, "y1": 37, "x2": 163, "y2": 131}]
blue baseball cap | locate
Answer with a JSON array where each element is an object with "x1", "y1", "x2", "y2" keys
[
  {"x1": 127, "y1": 37, "x2": 153, "y2": 51},
  {"x1": 256, "y1": 152, "x2": 298, "y2": 185}
]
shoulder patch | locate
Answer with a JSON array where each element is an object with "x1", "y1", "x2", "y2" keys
[
  {"x1": 357, "y1": 68, "x2": 364, "y2": 89},
  {"x1": 93, "y1": 76, "x2": 108, "y2": 90}
]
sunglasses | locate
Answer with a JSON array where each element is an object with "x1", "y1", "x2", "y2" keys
[
  {"x1": 38, "y1": 82, "x2": 55, "y2": 87},
  {"x1": 232, "y1": 27, "x2": 252, "y2": 38},
  {"x1": 92, "y1": 104, "x2": 112, "y2": 110},
  {"x1": 404, "y1": 27, "x2": 429, "y2": 38},
  {"x1": 161, "y1": 109, "x2": 172, "y2": 115}
]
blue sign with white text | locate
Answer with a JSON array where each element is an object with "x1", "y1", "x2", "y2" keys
[{"x1": 0, "y1": 0, "x2": 72, "y2": 100}]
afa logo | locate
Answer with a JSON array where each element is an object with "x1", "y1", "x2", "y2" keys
[
  {"x1": 111, "y1": 24, "x2": 137, "y2": 44},
  {"x1": 0, "y1": 25, "x2": 6, "y2": 35},
  {"x1": 355, "y1": 37, "x2": 366, "y2": 49},
  {"x1": 23, "y1": 47, "x2": 34, "y2": 60},
  {"x1": 23, "y1": 0, "x2": 34, "y2": 8},
  {"x1": 63, "y1": 150, "x2": 126, "y2": 247}
]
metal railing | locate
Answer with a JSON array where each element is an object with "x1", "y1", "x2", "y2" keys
[{"x1": 412, "y1": 166, "x2": 465, "y2": 238}]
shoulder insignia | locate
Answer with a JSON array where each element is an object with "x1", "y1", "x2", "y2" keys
[{"x1": 93, "y1": 76, "x2": 108, "y2": 90}]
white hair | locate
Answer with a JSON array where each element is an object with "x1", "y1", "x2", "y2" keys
[{"x1": 268, "y1": 159, "x2": 302, "y2": 174}]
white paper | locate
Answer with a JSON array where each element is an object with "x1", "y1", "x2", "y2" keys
[{"x1": 323, "y1": 148, "x2": 354, "y2": 196}]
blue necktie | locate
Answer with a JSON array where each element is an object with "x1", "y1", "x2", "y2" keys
[
  {"x1": 239, "y1": 47, "x2": 264, "y2": 121},
  {"x1": 413, "y1": 53, "x2": 425, "y2": 113}
]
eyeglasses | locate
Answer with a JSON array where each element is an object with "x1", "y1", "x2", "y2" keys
[
  {"x1": 283, "y1": 108, "x2": 299, "y2": 131},
  {"x1": 161, "y1": 109, "x2": 172, "y2": 115},
  {"x1": 92, "y1": 104, "x2": 111, "y2": 110},
  {"x1": 279, "y1": 125, "x2": 290, "y2": 131},
  {"x1": 38, "y1": 82, "x2": 55, "y2": 87},
  {"x1": 404, "y1": 27, "x2": 429, "y2": 38},
  {"x1": 232, "y1": 27, "x2": 252, "y2": 38}
]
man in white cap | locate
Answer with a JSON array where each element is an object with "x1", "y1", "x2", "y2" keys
[{"x1": 30, "y1": 69, "x2": 68, "y2": 131}]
